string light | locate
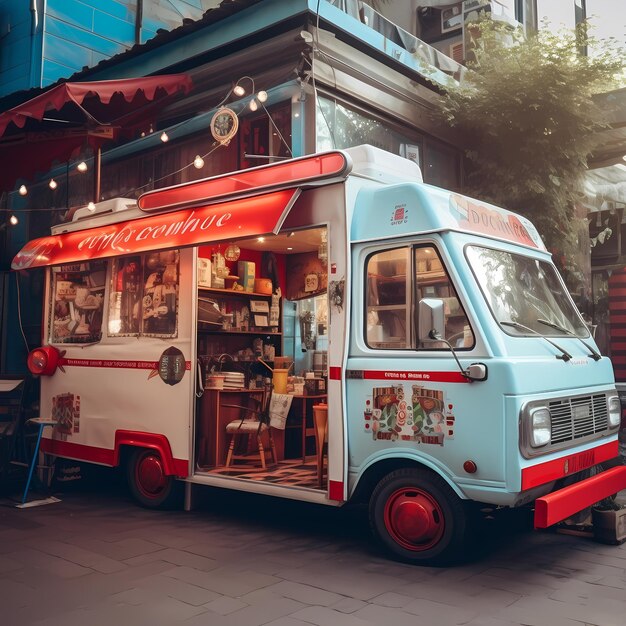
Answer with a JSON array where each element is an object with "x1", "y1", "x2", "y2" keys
[
  {"x1": 9, "y1": 215, "x2": 18, "y2": 225},
  {"x1": 8, "y1": 76, "x2": 288, "y2": 212}
]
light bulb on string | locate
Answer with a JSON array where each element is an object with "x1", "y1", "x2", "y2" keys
[
  {"x1": 18, "y1": 185, "x2": 27, "y2": 196},
  {"x1": 9, "y1": 215, "x2": 18, "y2": 225},
  {"x1": 233, "y1": 84, "x2": 246, "y2": 96},
  {"x1": 257, "y1": 90, "x2": 268, "y2": 103},
  {"x1": 87, "y1": 202, "x2": 96, "y2": 212},
  {"x1": 160, "y1": 131, "x2": 169, "y2": 142},
  {"x1": 249, "y1": 98, "x2": 258, "y2": 112},
  {"x1": 77, "y1": 161, "x2": 88, "y2": 173},
  {"x1": 49, "y1": 178, "x2": 58, "y2": 190},
  {"x1": 193, "y1": 155, "x2": 205, "y2": 169}
]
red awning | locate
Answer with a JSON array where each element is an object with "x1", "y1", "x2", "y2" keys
[
  {"x1": 11, "y1": 189, "x2": 300, "y2": 270},
  {"x1": 0, "y1": 74, "x2": 193, "y2": 190}
]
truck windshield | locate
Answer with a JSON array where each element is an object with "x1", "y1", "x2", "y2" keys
[{"x1": 465, "y1": 246, "x2": 588, "y2": 337}]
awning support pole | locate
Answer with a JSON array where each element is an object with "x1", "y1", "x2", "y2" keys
[{"x1": 93, "y1": 146, "x2": 102, "y2": 203}]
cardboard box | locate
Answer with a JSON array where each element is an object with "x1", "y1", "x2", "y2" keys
[{"x1": 238, "y1": 261, "x2": 255, "y2": 292}]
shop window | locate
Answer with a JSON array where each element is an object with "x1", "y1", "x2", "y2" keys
[
  {"x1": 109, "y1": 250, "x2": 179, "y2": 338},
  {"x1": 50, "y1": 261, "x2": 106, "y2": 344},
  {"x1": 366, "y1": 248, "x2": 410, "y2": 349},
  {"x1": 240, "y1": 103, "x2": 292, "y2": 170},
  {"x1": 422, "y1": 139, "x2": 461, "y2": 190}
]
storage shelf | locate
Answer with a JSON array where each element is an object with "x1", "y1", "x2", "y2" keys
[
  {"x1": 199, "y1": 287, "x2": 272, "y2": 298},
  {"x1": 198, "y1": 327, "x2": 281, "y2": 336},
  {"x1": 369, "y1": 304, "x2": 406, "y2": 311}
]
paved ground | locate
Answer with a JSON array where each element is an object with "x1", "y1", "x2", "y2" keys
[{"x1": 1, "y1": 470, "x2": 625, "y2": 626}]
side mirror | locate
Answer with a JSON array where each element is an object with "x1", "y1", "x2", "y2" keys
[{"x1": 418, "y1": 298, "x2": 446, "y2": 342}]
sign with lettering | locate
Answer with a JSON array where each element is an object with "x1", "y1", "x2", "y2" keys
[
  {"x1": 448, "y1": 193, "x2": 543, "y2": 249},
  {"x1": 12, "y1": 189, "x2": 300, "y2": 270}
]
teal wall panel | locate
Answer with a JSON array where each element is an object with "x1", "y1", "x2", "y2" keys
[
  {"x1": 0, "y1": 0, "x2": 41, "y2": 96},
  {"x1": 47, "y1": 0, "x2": 96, "y2": 31},
  {"x1": 45, "y1": 16, "x2": 129, "y2": 58},
  {"x1": 42, "y1": 58, "x2": 83, "y2": 86},
  {"x1": 93, "y1": 12, "x2": 136, "y2": 42}
]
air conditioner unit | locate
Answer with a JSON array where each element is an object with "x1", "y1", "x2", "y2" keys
[{"x1": 449, "y1": 41, "x2": 465, "y2": 63}]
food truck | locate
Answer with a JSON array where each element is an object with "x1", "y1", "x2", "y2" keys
[{"x1": 13, "y1": 145, "x2": 626, "y2": 564}]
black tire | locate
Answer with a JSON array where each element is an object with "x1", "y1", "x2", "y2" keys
[
  {"x1": 369, "y1": 467, "x2": 467, "y2": 565},
  {"x1": 126, "y1": 447, "x2": 180, "y2": 509}
]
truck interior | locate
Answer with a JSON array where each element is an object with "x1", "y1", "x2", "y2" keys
[{"x1": 194, "y1": 226, "x2": 330, "y2": 492}]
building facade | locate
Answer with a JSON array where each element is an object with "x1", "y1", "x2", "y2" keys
[{"x1": 0, "y1": 0, "x2": 467, "y2": 373}]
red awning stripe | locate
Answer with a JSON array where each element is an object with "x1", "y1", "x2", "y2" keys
[
  {"x1": 138, "y1": 151, "x2": 350, "y2": 213},
  {"x1": 11, "y1": 188, "x2": 300, "y2": 270},
  {"x1": 0, "y1": 75, "x2": 193, "y2": 136}
]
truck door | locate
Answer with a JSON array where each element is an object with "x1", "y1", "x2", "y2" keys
[{"x1": 345, "y1": 241, "x2": 477, "y2": 492}]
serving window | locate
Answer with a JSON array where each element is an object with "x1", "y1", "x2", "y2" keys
[
  {"x1": 50, "y1": 261, "x2": 106, "y2": 344},
  {"x1": 108, "y1": 250, "x2": 180, "y2": 338}
]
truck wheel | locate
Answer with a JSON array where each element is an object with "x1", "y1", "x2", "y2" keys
[
  {"x1": 369, "y1": 468, "x2": 467, "y2": 565},
  {"x1": 127, "y1": 448, "x2": 179, "y2": 509}
]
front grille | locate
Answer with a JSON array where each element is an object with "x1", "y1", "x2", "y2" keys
[{"x1": 549, "y1": 394, "x2": 608, "y2": 444}]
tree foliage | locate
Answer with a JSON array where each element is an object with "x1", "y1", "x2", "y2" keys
[{"x1": 437, "y1": 19, "x2": 625, "y2": 285}]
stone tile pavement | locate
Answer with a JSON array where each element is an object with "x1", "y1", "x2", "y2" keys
[{"x1": 0, "y1": 471, "x2": 625, "y2": 626}]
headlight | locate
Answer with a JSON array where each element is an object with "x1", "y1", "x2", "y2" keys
[
  {"x1": 530, "y1": 407, "x2": 551, "y2": 447},
  {"x1": 608, "y1": 394, "x2": 621, "y2": 428}
]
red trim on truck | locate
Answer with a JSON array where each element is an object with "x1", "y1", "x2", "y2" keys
[
  {"x1": 40, "y1": 431, "x2": 188, "y2": 477},
  {"x1": 534, "y1": 465, "x2": 626, "y2": 528},
  {"x1": 521, "y1": 440, "x2": 618, "y2": 490}
]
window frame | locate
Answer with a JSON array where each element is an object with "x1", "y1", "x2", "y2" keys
[
  {"x1": 108, "y1": 250, "x2": 180, "y2": 340},
  {"x1": 364, "y1": 245, "x2": 414, "y2": 351},
  {"x1": 363, "y1": 241, "x2": 475, "y2": 352},
  {"x1": 48, "y1": 260, "x2": 107, "y2": 346}
]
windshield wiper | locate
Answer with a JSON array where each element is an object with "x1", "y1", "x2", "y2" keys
[
  {"x1": 500, "y1": 320, "x2": 572, "y2": 361},
  {"x1": 536, "y1": 318, "x2": 601, "y2": 361}
]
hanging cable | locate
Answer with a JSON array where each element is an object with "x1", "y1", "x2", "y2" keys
[{"x1": 15, "y1": 273, "x2": 30, "y2": 355}]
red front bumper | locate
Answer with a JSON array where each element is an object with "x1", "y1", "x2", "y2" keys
[{"x1": 534, "y1": 465, "x2": 626, "y2": 528}]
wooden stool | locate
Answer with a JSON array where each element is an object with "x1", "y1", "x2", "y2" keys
[{"x1": 312, "y1": 403, "x2": 328, "y2": 488}]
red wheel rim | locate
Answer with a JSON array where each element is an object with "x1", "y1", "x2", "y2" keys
[
  {"x1": 383, "y1": 487, "x2": 445, "y2": 551},
  {"x1": 135, "y1": 452, "x2": 167, "y2": 499}
]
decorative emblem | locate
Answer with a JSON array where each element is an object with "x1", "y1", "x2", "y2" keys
[
  {"x1": 156, "y1": 346, "x2": 186, "y2": 385},
  {"x1": 210, "y1": 107, "x2": 239, "y2": 145}
]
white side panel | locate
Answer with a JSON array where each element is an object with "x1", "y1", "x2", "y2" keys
[{"x1": 40, "y1": 248, "x2": 195, "y2": 465}]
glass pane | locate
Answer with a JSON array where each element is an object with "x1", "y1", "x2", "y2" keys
[
  {"x1": 466, "y1": 246, "x2": 588, "y2": 336},
  {"x1": 108, "y1": 251, "x2": 180, "y2": 338},
  {"x1": 141, "y1": 250, "x2": 179, "y2": 337},
  {"x1": 415, "y1": 247, "x2": 473, "y2": 348},
  {"x1": 109, "y1": 256, "x2": 143, "y2": 336},
  {"x1": 50, "y1": 261, "x2": 106, "y2": 344},
  {"x1": 366, "y1": 248, "x2": 409, "y2": 349}
]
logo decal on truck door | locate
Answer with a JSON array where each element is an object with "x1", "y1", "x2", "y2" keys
[{"x1": 363, "y1": 384, "x2": 455, "y2": 444}]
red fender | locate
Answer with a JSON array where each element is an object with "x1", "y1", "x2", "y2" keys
[{"x1": 114, "y1": 431, "x2": 188, "y2": 477}]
